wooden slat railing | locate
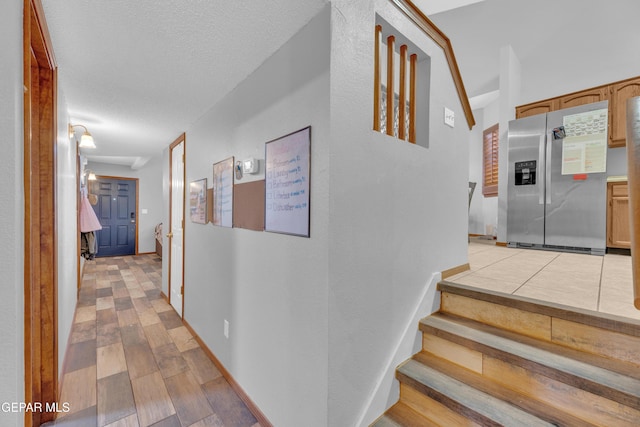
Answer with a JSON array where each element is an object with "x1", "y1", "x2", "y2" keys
[
  {"x1": 373, "y1": 25, "x2": 382, "y2": 132},
  {"x1": 626, "y1": 96, "x2": 640, "y2": 310},
  {"x1": 373, "y1": 27, "x2": 418, "y2": 143},
  {"x1": 386, "y1": 35, "x2": 395, "y2": 136}
]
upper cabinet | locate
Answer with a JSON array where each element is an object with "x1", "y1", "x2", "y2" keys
[
  {"x1": 515, "y1": 99, "x2": 559, "y2": 119},
  {"x1": 610, "y1": 78, "x2": 640, "y2": 148},
  {"x1": 516, "y1": 75, "x2": 640, "y2": 148},
  {"x1": 558, "y1": 87, "x2": 608, "y2": 109}
]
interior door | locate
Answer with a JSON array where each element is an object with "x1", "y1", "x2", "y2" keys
[
  {"x1": 169, "y1": 137, "x2": 185, "y2": 316},
  {"x1": 92, "y1": 177, "x2": 137, "y2": 256}
]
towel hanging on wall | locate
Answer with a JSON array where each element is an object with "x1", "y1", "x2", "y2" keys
[{"x1": 80, "y1": 187, "x2": 103, "y2": 232}]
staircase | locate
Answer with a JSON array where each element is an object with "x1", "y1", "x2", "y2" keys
[{"x1": 371, "y1": 281, "x2": 640, "y2": 426}]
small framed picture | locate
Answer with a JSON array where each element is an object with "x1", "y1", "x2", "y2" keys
[{"x1": 189, "y1": 178, "x2": 207, "y2": 224}]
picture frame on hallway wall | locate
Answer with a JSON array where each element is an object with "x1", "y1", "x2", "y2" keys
[
  {"x1": 264, "y1": 126, "x2": 311, "y2": 237},
  {"x1": 189, "y1": 178, "x2": 208, "y2": 224},
  {"x1": 212, "y1": 156, "x2": 234, "y2": 227}
]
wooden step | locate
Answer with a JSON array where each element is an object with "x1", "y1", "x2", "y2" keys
[
  {"x1": 411, "y1": 351, "x2": 595, "y2": 427},
  {"x1": 438, "y1": 281, "x2": 640, "y2": 366},
  {"x1": 396, "y1": 359, "x2": 556, "y2": 427},
  {"x1": 370, "y1": 402, "x2": 437, "y2": 427},
  {"x1": 420, "y1": 313, "x2": 640, "y2": 425}
]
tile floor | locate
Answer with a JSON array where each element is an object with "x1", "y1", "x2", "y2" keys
[
  {"x1": 51, "y1": 254, "x2": 260, "y2": 427},
  {"x1": 449, "y1": 240, "x2": 639, "y2": 320}
]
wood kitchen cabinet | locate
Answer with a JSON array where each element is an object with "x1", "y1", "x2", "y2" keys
[
  {"x1": 609, "y1": 78, "x2": 640, "y2": 148},
  {"x1": 607, "y1": 181, "x2": 631, "y2": 249},
  {"x1": 515, "y1": 75, "x2": 640, "y2": 148},
  {"x1": 515, "y1": 99, "x2": 559, "y2": 119},
  {"x1": 558, "y1": 86, "x2": 608, "y2": 109}
]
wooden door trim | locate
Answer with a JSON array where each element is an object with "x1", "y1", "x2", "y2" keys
[
  {"x1": 168, "y1": 134, "x2": 186, "y2": 318},
  {"x1": 92, "y1": 175, "x2": 140, "y2": 256},
  {"x1": 24, "y1": 0, "x2": 58, "y2": 425}
]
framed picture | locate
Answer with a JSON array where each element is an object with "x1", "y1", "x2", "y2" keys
[
  {"x1": 265, "y1": 126, "x2": 311, "y2": 237},
  {"x1": 189, "y1": 178, "x2": 208, "y2": 224},
  {"x1": 212, "y1": 157, "x2": 234, "y2": 227}
]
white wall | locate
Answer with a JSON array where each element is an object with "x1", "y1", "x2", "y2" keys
[
  {"x1": 328, "y1": 1, "x2": 471, "y2": 425},
  {"x1": 181, "y1": 7, "x2": 330, "y2": 427},
  {"x1": 0, "y1": 1, "x2": 24, "y2": 424},
  {"x1": 56, "y1": 88, "x2": 79, "y2": 376},
  {"x1": 469, "y1": 100, "x2": 500, "y2": 235},
  {"x1": 87, "y1": 157, "x2": 164, "y2": 254},
  {"x1": 168, "y1": 3, "x2": 471, "y2": 426}
]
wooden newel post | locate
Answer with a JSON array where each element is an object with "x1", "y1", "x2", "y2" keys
[{"x1": 626, "y1": 96, "x2": 640, "y2": 310}]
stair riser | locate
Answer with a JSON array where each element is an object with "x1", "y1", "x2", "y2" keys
[
  {"x1": 440, "y1": 292, "x2": 640, "y2": 366},
  {"x1": 399, "y1": 384, "x2": 484, "y2": 427},
  {"x1": 421, "y1": 330, "x2": 640, "y2": 426},
  {"x1": 485, "y1": 356, "x2": 640, "y2": 427}
]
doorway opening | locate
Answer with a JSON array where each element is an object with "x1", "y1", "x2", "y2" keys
[{"x1": 89, "y1": 176, "x2": 139, "y2": 257}]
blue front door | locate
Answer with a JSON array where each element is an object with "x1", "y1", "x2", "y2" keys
[{"x1": 91, "y1": 177, "x2": 137, "y2": 256}]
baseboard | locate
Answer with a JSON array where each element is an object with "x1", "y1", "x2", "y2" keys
[
  {"x1": 182, "y1": 320, "x2": 273, "y2": 427},
  {"x1": 160, "y1": 291, "x2": 169, "y2": 302},
  {"x1": 442, "y1": 263, "x2": 470, "y2": 279},
  {"x1": 496, "y1": 241, "x2": 507, "y2": 247}
]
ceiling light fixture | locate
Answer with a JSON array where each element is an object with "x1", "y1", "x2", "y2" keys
[{"x1": 69, "y1": 123, "x2": 96, "y2": 149}]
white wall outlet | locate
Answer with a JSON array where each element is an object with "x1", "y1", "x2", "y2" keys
[
  {"x1": 223, "y1": 319, "x2": 229, "y2": 339},
  {"x1": 444, "y1": 107, "x2": 455, "y2": 128}
]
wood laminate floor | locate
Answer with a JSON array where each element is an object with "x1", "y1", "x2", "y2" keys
[{"x1": 51, "y1": 254, "x2": 261, "y2": 427}]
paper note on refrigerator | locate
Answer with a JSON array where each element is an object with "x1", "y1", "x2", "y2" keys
[{"x1": 561, "y1": 108, "x2": 608, "y2": 175}]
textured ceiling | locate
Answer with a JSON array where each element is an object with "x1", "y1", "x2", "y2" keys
[
  {"x1": 45, "y1": 0, "x2": 639, "y2": 167},
  {"x1": 43, "y1": 0, "x2": 328, "y2": 167}
]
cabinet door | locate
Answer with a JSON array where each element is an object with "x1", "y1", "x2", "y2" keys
[
  {"x1": 610, "y1": 78, "x2": 640, "y2": 147},
  {"x1": 515, "y1": 99, "x2": 559, "y2": 119},
  {"x1": 607, "y1": 183, "x2": 631, "y2": 248},
  {"x1": 558, "y1": 87, "x2": 608, "y2": 109}
]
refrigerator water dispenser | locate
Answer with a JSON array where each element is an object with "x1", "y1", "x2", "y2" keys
[{"x1": 514, "y1": 160, "x2": 536, "y2": 185}]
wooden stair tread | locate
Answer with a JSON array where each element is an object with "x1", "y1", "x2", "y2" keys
[
  {"x1": 370, "y1": 402, "x2": 437, "y2": 427},
  {"x1": 438, "y1": 281, "x2": 640, "y2": 337},
  {"x1": 420, "y1": 313, "x2": 640, "y2": 410},
  {"x1": 397, "y1": 359, "x2": 556, "y2": 427},
  {"x1": 411, "y1": 351, "x2": 597, "y2": 427}
]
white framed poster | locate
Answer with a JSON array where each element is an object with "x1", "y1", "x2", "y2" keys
[
  {"x1": 212, "y1": 157, "x2": 234, "y2": 227},
  {"x1": 265, "y1": 126, "x2": 311, "y2": 237}
]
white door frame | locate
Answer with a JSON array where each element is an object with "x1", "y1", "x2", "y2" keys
[{"x1": 168, "y1": 134, "x2": 185, "y2": 317}]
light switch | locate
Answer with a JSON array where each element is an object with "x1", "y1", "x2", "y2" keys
[{"x1": 444, "y1": 107, "x2": 455, "y2": 128}]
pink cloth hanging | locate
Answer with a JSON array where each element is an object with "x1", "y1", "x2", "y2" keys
[{"x1": 80, "y1": 189, "x2": 103, "y2": 232}]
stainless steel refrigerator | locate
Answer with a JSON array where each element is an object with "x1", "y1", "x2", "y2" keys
[{"x1": 507, "y1": 101, "x2": 609, "y2": 255}]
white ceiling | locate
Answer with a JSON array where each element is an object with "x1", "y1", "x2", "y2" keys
[
  {"x1": 43, "y1": 1, "x2": 640, "y2": 167},
  {"x1": 430, "y1": 0, "x2": 640, "y2": 106},
  {"x1": 43, "y1": 0, "x2": 328, "y2": 167}
]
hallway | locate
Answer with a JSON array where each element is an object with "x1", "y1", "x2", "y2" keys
[{"x1": 52, "y1": 254, "x2": 261, "y2": 427}]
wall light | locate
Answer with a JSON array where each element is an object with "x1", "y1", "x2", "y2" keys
[{"x1": 69, "y1": 124, "x2": 96, "y2": 149}]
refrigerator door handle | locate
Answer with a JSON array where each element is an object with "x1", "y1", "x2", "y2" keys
[
  {"x1": 539, "y1": 134, "x2": 545, "y2": 205},
  {"x1": 546, "y1": 131, "x2": 553, "y2": 205}
]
